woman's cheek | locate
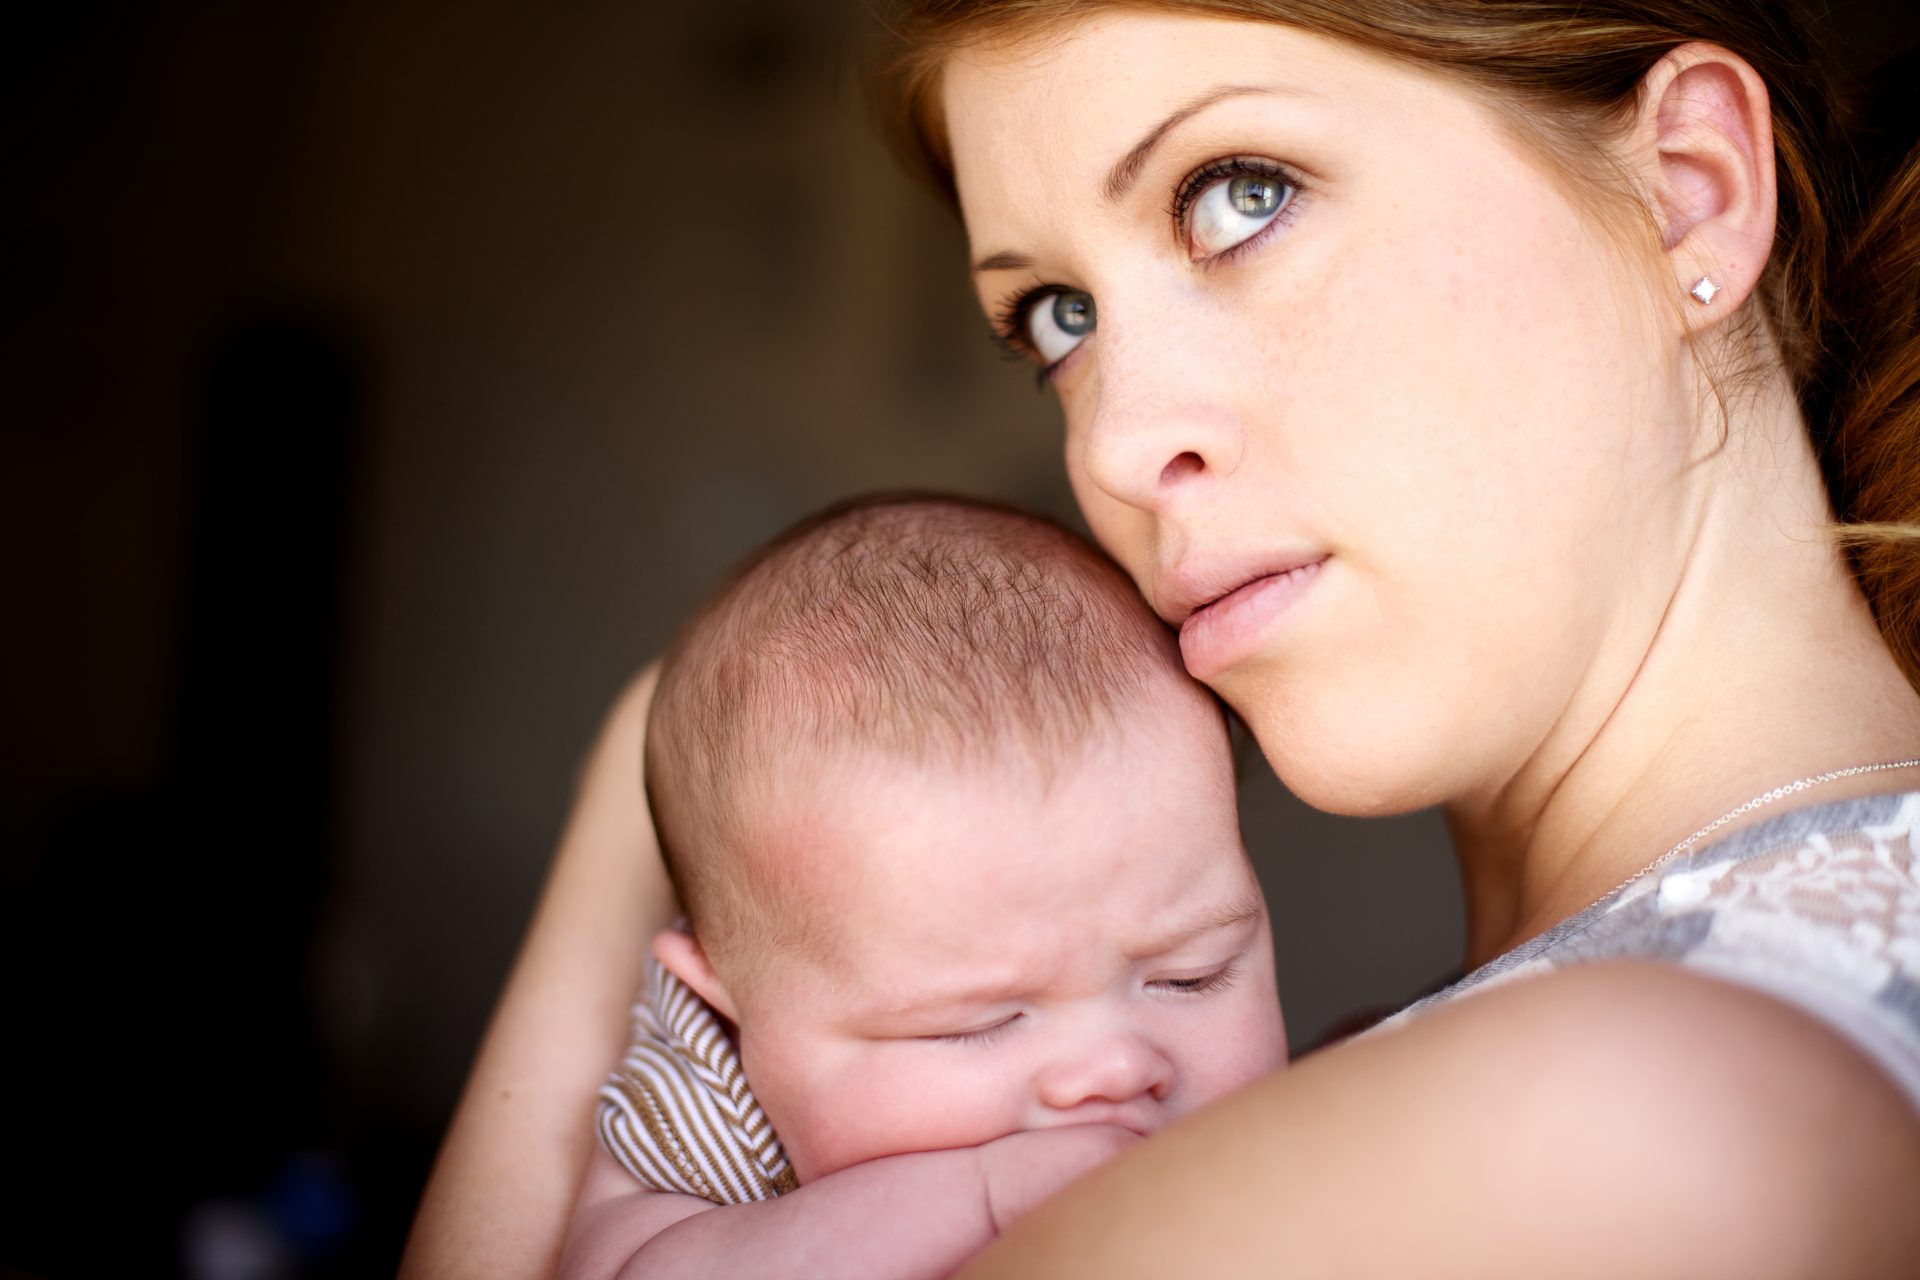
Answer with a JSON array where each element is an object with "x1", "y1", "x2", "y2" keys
[{"x1": 1068, "y1": 473, "x2": 1155, "y2": 588}]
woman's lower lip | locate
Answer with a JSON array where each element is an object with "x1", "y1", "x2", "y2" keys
[{"x1": 1178, "y1": 558, "x2": 1327, "y2": 679}]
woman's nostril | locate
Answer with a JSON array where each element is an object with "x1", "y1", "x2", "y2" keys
[{"x1": 1160, "y1": 451, "x2": 1205, "y2": 485}]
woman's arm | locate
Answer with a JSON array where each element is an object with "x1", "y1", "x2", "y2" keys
[
  {"x1": 400, "y1": 666, "x2": 677, "y2": 1280},
  {"x1": 956, "y1": 963, "x2": 1920, "y2": 1280}
]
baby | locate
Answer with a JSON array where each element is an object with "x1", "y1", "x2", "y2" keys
[{"x1": 559, "y1": 494, "x2": 1287, "y2": 1279}]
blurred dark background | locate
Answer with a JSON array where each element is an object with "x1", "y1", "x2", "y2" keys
[{"x1": 4, "y1": 2, "x2": 1915, "y2": 1276}]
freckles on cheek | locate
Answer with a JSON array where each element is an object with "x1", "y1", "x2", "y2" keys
[{"x1": 1382, "y1": 223, "x2": 1600, "y2": 501}]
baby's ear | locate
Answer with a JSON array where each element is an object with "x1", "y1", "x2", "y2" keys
[{"x1": 652, "y1": 925, "x2": 738, "y2": 1022}]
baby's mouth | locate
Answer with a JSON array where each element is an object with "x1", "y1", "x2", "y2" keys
[{"x1": 1043, "y1": 1103, "x2": 1159, "y2": 1138}]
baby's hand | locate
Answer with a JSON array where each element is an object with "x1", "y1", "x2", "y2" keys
[{"x1": 977, "y1": 1125, "x2": 1142, "y2": 1233}]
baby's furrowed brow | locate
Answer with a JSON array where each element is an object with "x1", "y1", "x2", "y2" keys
[
  {"x1": 870, "y1": 979, "x2": 1032, "y2": 1023},
  {"x1": 1124, "y1": 891, "x2": 1265, "y2": 961}
]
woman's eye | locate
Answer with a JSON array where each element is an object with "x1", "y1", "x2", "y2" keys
[
  {"x1": 1188, "y1": 171, "x2": 1295, "y2": 259},
  {"x1": 1024, "y1": 289, "x2": 1097, "y2": 365}
]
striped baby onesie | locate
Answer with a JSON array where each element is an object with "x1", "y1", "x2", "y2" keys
[{"x1": 596, "y1": 952, "x2": 797, "y2": 1204}]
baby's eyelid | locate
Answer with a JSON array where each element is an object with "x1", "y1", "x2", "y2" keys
[
  {"x1": 931, "y1": 1012, "x2": 1022, "y2": 1043},
  {"x1": 1152, "y1": 961, "x2": 1242, "y2": 994}
]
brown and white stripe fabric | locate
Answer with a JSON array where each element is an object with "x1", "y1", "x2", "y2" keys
[{"x1": 596, "y1": 951, "x2": 798, "y2": 1204}]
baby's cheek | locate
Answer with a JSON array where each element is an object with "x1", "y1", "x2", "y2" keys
[
  {"x1": 767, "y1": 1050, "x2": 1024, "y2": 1183},
  {"x1": 1186, "y1": 1001, "x2": 1288, "y2": 1106}
]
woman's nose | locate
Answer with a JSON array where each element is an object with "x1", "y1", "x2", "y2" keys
[
  {"x1": 1036, "y1": 1030, "x2": 1175, "y2": 1111},
  {"x1": 1075, "y1": 321, "x2": 1245, "y2": 514}
]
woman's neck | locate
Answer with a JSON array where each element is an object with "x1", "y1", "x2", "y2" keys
[{"x1": 1445, "y1": 368, "x2": 1920, "y2": 966}]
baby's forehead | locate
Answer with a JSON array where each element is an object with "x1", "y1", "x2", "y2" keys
[
  {"x1": 736, "y1": 714, "x2": 1247, "y2": 950},
  {"x1": 748, "y1": 703, "x2": 1222, "y2": 854}
]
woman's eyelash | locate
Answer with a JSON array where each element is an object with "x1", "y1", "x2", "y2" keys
[
  {"x1": 1170, "y1": 155, "x2": 1308, "y2": 267},
  {"x1": 933, "y1": 1014, "x2": 1022, "y2": 1046},
  {"x1": 1169, "y1": 155, "x2": 1303, "y2": 228},
  {"x1": 1159, "y1": 964, "x2": 1242, "y2": 996},
  {"x1": 986, "y1": 156, "x2": 1305, "y2": 380},
  {"x1": 988, "y1": 285, "x2": 1065, "y2": 388}
]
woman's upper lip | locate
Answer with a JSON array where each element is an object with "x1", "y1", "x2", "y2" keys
[{"x1": 1155, "y1": 552, "x2": 1330, "y2": 627}]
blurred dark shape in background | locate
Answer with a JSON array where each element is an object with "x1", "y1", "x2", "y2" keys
[{"x1": 3, "y1": 2, "x2": 1914, "y2": 1275}]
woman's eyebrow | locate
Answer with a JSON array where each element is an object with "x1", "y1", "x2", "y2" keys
[
  {"x1": 973, "y1": 249, "x2": 1034, "y2": 274},
  {"x1": 971, "y1": 82, "x2": 1305, "y2": 274},
  {"x1": 1102, "y1": 83, "x2": 1300, "y2": 203}
]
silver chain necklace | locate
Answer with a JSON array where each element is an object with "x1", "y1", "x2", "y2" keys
[{"x1": 1610, "y1": 758, "x2": 1920, "y2": 897}]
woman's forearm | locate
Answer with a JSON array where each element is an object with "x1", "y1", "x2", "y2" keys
[{"x1": 401, "y1": 666, "x2": 675, "y2": 1280}]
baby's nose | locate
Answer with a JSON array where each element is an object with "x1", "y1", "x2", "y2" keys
[{"x1": 1036, "y1": 1031, "x2": 1175, "y2": 1111}]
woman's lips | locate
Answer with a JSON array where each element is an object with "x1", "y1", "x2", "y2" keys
[{"x1": 1178, "y1": 557, "x2": 1328, "y2": 679}]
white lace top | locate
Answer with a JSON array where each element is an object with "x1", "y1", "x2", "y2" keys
[{"x1": 1388, "y1": 790, "x2": 1920, "y2": 1107}]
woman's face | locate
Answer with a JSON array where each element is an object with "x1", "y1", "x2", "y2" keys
[{"x1": 945, "y1": 13, "x2": 1695, "y2": 813}]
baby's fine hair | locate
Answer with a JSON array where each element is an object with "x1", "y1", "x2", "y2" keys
[{"x1": 646, "y1": 491, "x2": 1194, "y2": 953}]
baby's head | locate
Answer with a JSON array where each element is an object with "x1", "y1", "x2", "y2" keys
[{"x1": 648, "y1": 494, "x2": 1286, "y2": 1181}]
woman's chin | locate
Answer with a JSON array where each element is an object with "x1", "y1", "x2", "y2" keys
[{"x1": 1236, "y1": 699, "x2": 1459, "y2": 818}]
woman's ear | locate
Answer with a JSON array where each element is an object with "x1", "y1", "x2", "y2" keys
[
  {"x1": 1627, "y1": 41, "x2": 1777, "y2": 327},
  {"x1": 652, "y1": 925, "x2": 739, "y2": 1022}
]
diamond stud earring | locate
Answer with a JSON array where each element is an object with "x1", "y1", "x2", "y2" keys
[{"x1": 1689, "y1": 276, "x2": 1721, "y2": 306}]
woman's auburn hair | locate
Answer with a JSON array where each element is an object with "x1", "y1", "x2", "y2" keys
[{"x1": 867, "y1": 0, "x2": 1920, "y2": 688}]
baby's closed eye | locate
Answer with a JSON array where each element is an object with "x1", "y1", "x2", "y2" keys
[
  {"x1": 1153, "y1": 964, "x2": 1242, "y2": 995},
  {"x1": 926, "y1": 1013, "x2": 1023, "y2": 1046}
]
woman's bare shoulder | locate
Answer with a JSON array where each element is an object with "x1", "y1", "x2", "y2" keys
[
  {"x1": 961, "y1": 961, "x2": 1920, "y2": 1280},
  {"x1": 1399, "y1": 962, "x2": 1920, "y2": 1218}
]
